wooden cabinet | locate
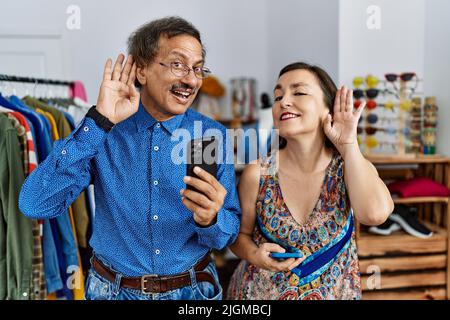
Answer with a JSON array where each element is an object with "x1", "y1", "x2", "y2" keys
[{"x1": 357, "y1": 155, "x2": 450, "y2": 300}]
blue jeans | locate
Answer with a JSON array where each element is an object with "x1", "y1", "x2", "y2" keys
[{"x1": 84, "y1": 255, "x2": 223, "y2": 300}]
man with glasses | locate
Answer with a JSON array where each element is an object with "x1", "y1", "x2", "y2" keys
[{"x1": 19, "y1": 17, "x2": 241, "y2": 300}]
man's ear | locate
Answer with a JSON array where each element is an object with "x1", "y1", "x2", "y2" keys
[{"x1": 136, "y1": 66, "x2": 146, "y2": 86}]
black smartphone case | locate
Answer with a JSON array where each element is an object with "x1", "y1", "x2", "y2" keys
[{"x1": 186, "y1": 137, "x2": 218, "y2": 193}]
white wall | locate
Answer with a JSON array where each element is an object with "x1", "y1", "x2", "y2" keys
[
  {"x1": 266, "y1": 0, "x2": 339, "y2": 93},
  {"x1": 1, "y1": 0, "x2": 449, "y2": 156},
  {"x1": 424, "y1": 0, "x2": 450, "y2": 156},
  {"x1": 339, "y1": 0, "x2": 426, "y2": 86},
  {"x1": 0, "y1": 0, "x2": 270, "y2": 113}
]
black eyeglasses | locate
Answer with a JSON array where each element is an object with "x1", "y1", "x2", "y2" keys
[{"x1": 159, "y1": 61, "x2": 211, "y2": 79}]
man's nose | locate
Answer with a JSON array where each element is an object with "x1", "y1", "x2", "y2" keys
[{"x1": 181, "y1": 70, "x2": 200, "y2": 90}]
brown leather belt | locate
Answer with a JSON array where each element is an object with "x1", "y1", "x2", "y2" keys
[{"x1": 91, "y1": 254, "x2": 217, "y2": 294}]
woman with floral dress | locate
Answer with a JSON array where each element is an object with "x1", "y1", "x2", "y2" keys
[{"x1": 227, "y1": 62, "x2": 394, "y2": 300}]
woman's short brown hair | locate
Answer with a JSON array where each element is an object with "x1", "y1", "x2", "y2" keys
[{"x1": 277, "y1": 62, "x2": 337, "y2": 150}]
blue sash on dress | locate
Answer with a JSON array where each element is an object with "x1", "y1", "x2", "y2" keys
[{"x1": 257, "y1": 211, "x2": 354, "y2": 286}]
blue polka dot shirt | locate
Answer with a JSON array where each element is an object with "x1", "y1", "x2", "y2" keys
[{"x1": 19, "y1": 102, "x2": 241, "y2": 276}]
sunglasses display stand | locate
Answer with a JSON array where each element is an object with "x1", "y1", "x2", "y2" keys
[
  {"x1": 423, "y1": 97, "x2": 438, "y2": 155},
  {"x1": 355, "y1": 74, "x2": 429, "y2": 159}
]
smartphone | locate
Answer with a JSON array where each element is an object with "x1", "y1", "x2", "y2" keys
[
  {"x1": 270, "y1": 252, "x2": 303, "y2": 259},
  {"x1": 186, "y1": 136, "x2": 218, "y2": 194}
]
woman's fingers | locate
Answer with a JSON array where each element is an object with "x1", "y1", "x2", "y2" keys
[
  {"x1": 356, "y1": 100, "x2": 367, "y2": 118},
  {"x1": 111, "y1": 54, "x2": 125, "y2": 81},
  {"x1": 262, "y1": 243, "x2": 285, "y2": 254},
  {"x1": 288, "y1": 257, "x2": 304, "y2": 270},
  {"x1": 273, "y1": 258, "x2": 296, "y2": 271},
  {"x1": 334, "y1": 87, "x2": 341, "y2": 114},
  {"x1": 346, "y1": 89, "x2": 353, "y2": 113},
  {"x1": 340, "y1": 86, "x2": 347, "y2": 113}
]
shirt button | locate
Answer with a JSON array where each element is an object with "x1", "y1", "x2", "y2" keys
[
  {"x1": 156, "y1": 123, "x2": 161, "y2": 128},
  {"x1": 155, "y1": 249, "x2": 160, "y2": 255},
  {"x1": 61, "y1": 149, "x2": 67, "y2": 155},
  {"x1": 153, "y1": 180, "x2": 158, "y2": 186},
  {"x1": 154, "y1": 146, "x2": 159, "y2": 151},
  {"x1": 83, "y1": 126, "x2": 89, "y2": 132},
  {"x1": 153, "y1": 215, "x2": 158, "y2": 220}
]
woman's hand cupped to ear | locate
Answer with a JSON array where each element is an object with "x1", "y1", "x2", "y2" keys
[{"x1": 323, "y1": 86, "x2": 366, "y2": 156}]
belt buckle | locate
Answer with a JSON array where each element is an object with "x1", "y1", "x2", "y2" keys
[{"x1": 141, "y1": 274, "x2": 159, "y2": 295}]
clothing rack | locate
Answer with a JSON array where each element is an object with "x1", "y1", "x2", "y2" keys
[{"x1": 0, "y1": 74, "x2": 73, "y2": 86}]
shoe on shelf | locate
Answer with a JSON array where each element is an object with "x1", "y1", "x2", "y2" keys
[
  {"x1": 368, "y1": 218, "x2": 401, "y2": 236},
  {"x1": 389, "y1": 205, "x2": 433, "y2": 239}
]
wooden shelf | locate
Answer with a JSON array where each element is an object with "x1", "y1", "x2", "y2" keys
[
  {"x1": 357, "y1": 157, "x2": 450, "y2": 299},
  {"x1": 363, "y1": 287, "x2": 447, "y2": 300},
  {"x1": 393, "y1": 197, "x2": 449, "y2": 204},
  {"x1": 357, "y1": 222, "x2": 447, "y2": 257},
  {"x1": 365, "y1": 154, "x2": 450, "y2": 164}
]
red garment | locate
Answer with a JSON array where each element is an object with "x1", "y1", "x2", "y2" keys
[
  {"x1": 388, "y1": 177, "x2": 450, "y2": 198},
  {"x1": 70, "y1": 81, "x2": 88, "y2": 102},
  {"x1": 10, "y1": 111, "x2": 37, "y2": 173}
]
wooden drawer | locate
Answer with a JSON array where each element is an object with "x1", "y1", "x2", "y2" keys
[
  {"x1": 359, "y1": 254, "x2": 447, "y2": 273},
  {"x1": 361, "y1": 270, "x2": 446, "y2": 291}
]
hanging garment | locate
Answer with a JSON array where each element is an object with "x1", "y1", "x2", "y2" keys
[
  {"x1": 34, "y1": 108, "x2": 85, "y2": 299},
  {"x1": 6, "y1": 112, "x2": 46, "y2": 300},
  {"x1": 70, "y1": 81, "x2": 88, "y2": 102},
  {"x1": 23, "y1": 97, "x2": 90, "y2": 249},
  {"x1": 0, "y1": 113, "x2": 33, "y2": 300},
  {"x1": 6, "y1": 95, "x2": 53, "y2": 162}
]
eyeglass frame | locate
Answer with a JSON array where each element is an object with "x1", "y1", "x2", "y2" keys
[{"x1": 158, "y1": 61, "x2": 211, "y2": 79}]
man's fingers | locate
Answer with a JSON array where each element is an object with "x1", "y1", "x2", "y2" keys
[
  {"x1": 127, "y1": 63, "x2": 137, "y2": 87},
  {"x1": 181, "y1": 196, "x2": 202, "y2": 214},
  {"x1": 184, "y1": 176, "x2": 216, "y2": 201},
  {"x1": 181, "y1": 188, "x2": 213, "y2": 210},
  {"x1": 103, "y1": 58, "x2": 113, "y2": 82},
  {"x1": 193, "y1": 166, "x2": 222, "y2": 192},
  {"x1": 181, "y1": 197, "x2": 210, "y2": 221},
  {"x1": 119, "y1": 55, "x2": 133, "y2": 84},
  {"x1": 112, "y1": 53, "x2": 125, "y2": 81}
]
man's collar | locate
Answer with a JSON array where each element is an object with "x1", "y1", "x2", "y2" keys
[{"x1": 134, "y1": 101, "x2": 185, "y2": 134}]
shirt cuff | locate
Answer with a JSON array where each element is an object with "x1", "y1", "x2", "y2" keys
[{"x1": 194, "y1": 208, "x2": 233, "y2": 249}]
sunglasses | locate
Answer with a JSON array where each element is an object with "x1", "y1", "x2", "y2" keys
[
  {"x1": 385, "y1": 73, "x2": 416, "y2": 82},
  {"x1": 353, "y1": 75, "x2": 379, "y2": 89},
  {"x1": 358, "y1": 126, "x2": 410, "y2": 135},
  {"x1": 353, "y1": 88, "x2": 381, "y2": 100}
]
